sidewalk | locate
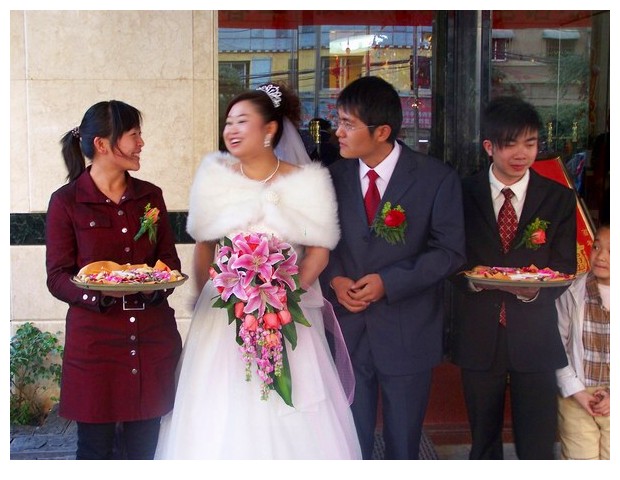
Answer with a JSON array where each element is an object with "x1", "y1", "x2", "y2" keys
[
  {"x1": 12, "y1": 405, "x2": 539, "y2": 460},
  {"x1": 10, "y1": 406, "x2": 439, "y2": 460},
  {"x1": 10, "y1": 406, "x2": 77, "y2": 460}
]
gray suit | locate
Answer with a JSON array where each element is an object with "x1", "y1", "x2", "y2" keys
[{"x1": 323, "y1": 141, "x2": 466, "y2": 458}]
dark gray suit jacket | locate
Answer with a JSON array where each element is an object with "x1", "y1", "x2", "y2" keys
[
  {"x1": 323, "y1": 142, "x2": 466, "y2": 375},
  {"x1": 451, "y1": 168, "x2": 576, "y2": 372}
]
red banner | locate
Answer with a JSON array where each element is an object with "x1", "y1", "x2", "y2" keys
[
  {"x1": 219, "y1": 10, "x2": 594, "y2": 29},
  {"x1": 219, "y1": 11, "x2": 434, "y2": 29},
  {"x1": 492, "y1": 10, "x2": 593, "y2": 29},
  {"x1": 531, "y1": 157, "x2": 595, "y2": 273}
]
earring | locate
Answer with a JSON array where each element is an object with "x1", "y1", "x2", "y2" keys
[{"x1": 264, "y1": 135, "x2": 271, "y2": 148}]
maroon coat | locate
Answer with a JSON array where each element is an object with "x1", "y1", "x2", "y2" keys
[{"x1": 45, "y1": 168, "x2": 182, "y2": 423}]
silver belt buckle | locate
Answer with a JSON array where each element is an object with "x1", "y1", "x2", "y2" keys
[{"x1": 122, "y1": 295, "x2": 146, "y2": 311}]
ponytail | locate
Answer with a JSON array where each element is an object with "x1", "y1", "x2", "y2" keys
[{"x1": 60, "y1": 128, "x2": 86, "y2": 182}]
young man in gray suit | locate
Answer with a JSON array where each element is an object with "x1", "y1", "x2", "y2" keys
[{"x1": 322, "y1": 76, "x2": 466, "y2": 459}]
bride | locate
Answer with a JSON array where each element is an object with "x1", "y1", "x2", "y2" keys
[{"x1": 155, "y1": 83, "x2": 362, "y2": 459}]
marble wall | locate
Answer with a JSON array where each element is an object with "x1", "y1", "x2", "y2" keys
[{"x1": 9, "y1": 11, "x2": 220, "y2": 341}]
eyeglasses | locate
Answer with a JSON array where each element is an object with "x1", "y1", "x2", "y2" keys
[{"x1": 334, "y1": 121, "x2": 378, "y2": 132}]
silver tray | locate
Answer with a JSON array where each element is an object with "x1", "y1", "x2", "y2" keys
[{"x1": 71, "y1": 274, "x2": 189, "y2": 292}]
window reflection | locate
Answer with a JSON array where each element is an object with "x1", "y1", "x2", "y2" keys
[{"x1": 218, "y1": 12, "x2": 434, "y2": 154}]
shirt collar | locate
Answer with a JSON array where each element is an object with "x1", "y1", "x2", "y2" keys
[
  {"x1": 358, "y1": 141, "x2": 402, "y2": 180},
  {"x1": 488, "y1": 164, "x2": 529, "y2": 203},
  {"x1": 75, "y1": 166, "x2": 137, "y2": 203}
]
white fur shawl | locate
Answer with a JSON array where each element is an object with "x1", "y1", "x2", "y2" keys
[{"x1": 187, "y1": 152, "x2": 340, "y2": 249}]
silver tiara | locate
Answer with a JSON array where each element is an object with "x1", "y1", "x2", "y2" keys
[{"x1": 256, "y1": 84, "x2": 282, "y2": 108}]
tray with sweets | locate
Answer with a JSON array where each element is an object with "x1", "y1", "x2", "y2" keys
[
  {"x1": 71, "y1": 260, "x2": 188, "y2": 292},
  {"x1": 463, "y1": 264, "x2": 576, "y2": 288}
]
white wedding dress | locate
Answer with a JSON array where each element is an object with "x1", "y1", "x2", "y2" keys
[{"x1": 155, "y1": 153, "x2": 362, "y2": 459}]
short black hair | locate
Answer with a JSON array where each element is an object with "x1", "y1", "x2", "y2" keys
[
  {"x1": 336, "y1": 76, "x2": 402, "y2": 143},
  {"x1": 482, "y1": 96, "x2": 542, "y2": 148}
]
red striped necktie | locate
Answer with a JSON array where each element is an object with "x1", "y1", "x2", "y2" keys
[{"x1": 498, "y1": 188, "x2": 517, "y2": 326}]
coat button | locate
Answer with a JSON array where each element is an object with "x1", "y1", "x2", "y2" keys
[
  {"x1": 82, "y1": 294, "x2": 89, "y2": 300},
  {"x1": 130, "y1": 335, "x2": 136, "y2": 341},
  {"x1": 129, "y1": 316, "x2": 136, "y2": 323},
  {"x1": 118, "y1": 210, "x2": 124, "y2": 216},
  {"x1": 131, "y1": 368, "x2": 138, "y2": 375},
  {"x1": 122, "y1": 227, "x2": 128, "y2": 233},
  {"x1": 124, "y1": 247, "x2": 131, "y2": 253},
  {"x1": 130, "y1": 349, "x2": 137, "y2": 356},
  {"x1": 89, "y1": 221, "x2": 96, "y2": 227}
]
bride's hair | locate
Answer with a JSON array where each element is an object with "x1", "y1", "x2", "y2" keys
[{"x1": 225, "y1": 82, "x2": 300, "y2": 149}]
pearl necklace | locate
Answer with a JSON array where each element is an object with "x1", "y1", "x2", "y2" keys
[{"x1": 240, "y1": 158, "x2": 280, "y2": 183}]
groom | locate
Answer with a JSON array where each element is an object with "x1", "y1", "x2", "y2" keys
[{"x1": 322, "y1": 76, "x2": 466, "y2": 459}]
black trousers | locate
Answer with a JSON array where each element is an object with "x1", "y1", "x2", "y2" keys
[
  {"x1": 461, "y1": 326, "x2": 559, "y2": 460},
  {"x1": 76, "y1": 417, "x2": 161, "y2": 460}
]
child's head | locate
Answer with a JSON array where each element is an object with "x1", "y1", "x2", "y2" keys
[{"x1": 590, "y1": 224, "x2": 610, "y2": 285}]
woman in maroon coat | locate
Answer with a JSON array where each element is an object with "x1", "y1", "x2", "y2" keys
[{"x1": 45, "y1": 100, "x2": 182, "y2": 459}]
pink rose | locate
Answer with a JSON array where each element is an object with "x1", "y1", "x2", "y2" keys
[
  {"x1": 234, "y1": 302, "x2": 245, "y2": 319},
  {"x1": 263, "y1": 312, "x2": 281, "y2": 329},
  {"x1": 530, "y1": 229, "x2": 546, "y2": 245},
  {"x1": 277, "y1": 310, "x2": 292, "y2": 325},
  {"x1": 243, "y1": 314, "x2": 258, "y2": 331},
  {"x1": 265, "y1": 332, "x2": 281, "y2": 348},
  {"x1": 384, "y1": 209, "x2": 405, "y2": 228}
]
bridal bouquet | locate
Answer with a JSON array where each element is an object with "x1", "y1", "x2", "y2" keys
[{"x1": 210, "y1": 232, "x2": 309, "y2": 407}]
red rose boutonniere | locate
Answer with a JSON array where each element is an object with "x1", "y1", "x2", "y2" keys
[
  {"x1": 516, "y1": 217, "x2": 549, "y2": 250},
  {"x1": 134, "y1": 203, "x2": 160, "y2": 243},
  {"x1": 371, "y1": 202, "x2": 407, "y2": 245}
]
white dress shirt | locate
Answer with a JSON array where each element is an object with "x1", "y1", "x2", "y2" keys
[
  {"x1": 488, "y1": 164, "x2": 529, "y2": 221},
  {"x1": 358, "y1": 142, "x2": 402, "y2": 198}
]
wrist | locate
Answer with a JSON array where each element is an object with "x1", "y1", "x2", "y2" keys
[{"x1": 517, "y1": 290, "x2": 539, "y2": 302}]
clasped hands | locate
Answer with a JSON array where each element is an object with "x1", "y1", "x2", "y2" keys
[
  {"x1": 331, "y1": 274, "x2": 385, "y2": 313},
  {"x1": 573, "y1": 389, "x2": 610, "y2": 417}
]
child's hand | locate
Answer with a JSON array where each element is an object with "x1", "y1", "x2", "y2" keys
[
  {"x1": 591, "y1": 389, "x2": 610, "y2": 416},
  {"x1": 572, "y1": 390, "x2": 597, "y2": 416}
]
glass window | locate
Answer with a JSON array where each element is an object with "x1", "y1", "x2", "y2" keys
[
  {"x1": 490, "y1": 13, "x2": 593, "y2": 158},
  {"x1": 218, "y1": 11, "x2": 435, "y2": 154}
]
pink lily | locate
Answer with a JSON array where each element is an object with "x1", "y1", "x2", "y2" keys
[
  {"x1": 273, "y1": 251, "x2": 299, "y2": 291},
  {"x1": 213, "y1": 256, "x2": 252, "y2": 302},
  {"x1": 244, "y1": 283, "x2": 285, "y2": 318},
  {"x1": 231, "y1": 234, "x2": 284, "y2": 282}
]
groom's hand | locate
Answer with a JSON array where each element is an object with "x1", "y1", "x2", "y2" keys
[
  {"x1": 330, "y1": 276, "x2": 370, "y2": 313},
  {"x1": 349, "y1": 274, "x2": 385, "y2": 304}
]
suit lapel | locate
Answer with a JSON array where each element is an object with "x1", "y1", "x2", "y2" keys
[
  {"x1": 517, "y1": 170, "x2": 547, "y2": 235},
  {"x1": 381, "y1": 146, "x2": 416, "y2": 208},
  {"x1": 470, "y1": 170, "x2": 499, "y2": 235},
  {"x1": 339, "y1": 159, "x2": 369, "y2": 227}
]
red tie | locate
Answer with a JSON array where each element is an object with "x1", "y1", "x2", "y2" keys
[
  {"x1": 364, "y1": 170, "x2": 381, "y2": 225},
  {"x1": 498, "y1": 188, "x2": 518, "y2": 326}
]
